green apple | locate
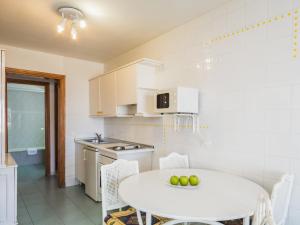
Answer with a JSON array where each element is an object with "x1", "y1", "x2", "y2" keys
[
  {"x1": 170, "y1": 176, "x2": 179, "y2": 185},
  {"x1": 189, "y1": 175, "x2": 200, "y2": 186},
  {"x1": 179, "y1": 176, "x2": 189, "y2": 186}
]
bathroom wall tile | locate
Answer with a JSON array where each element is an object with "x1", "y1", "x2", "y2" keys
[
  {"x1": 265, "y1": 156, "x2": 292, "y2": 179},
  {"x1": 267, "y1": 37, "x2": 292, "y2": 63},
  {"x1": 290, "y1": 185, "x2": 300, "y2": 210},
  {"x1": 266, "y1": 134, "x2": 292, "y2": 157},
  {"x1": 291, "y1": 110, "x2": 300, "y2": 133},
  {"x1": 291, "y1": 85, "x2": 300, "y2": 108},
  {"x1": 245, "y1": 88, "x2": 265, "y2": 111},
  {"x1": 265, "y1": 109, "x2": 291, "y2": 133},
  {"x1": 245, "y1": 0, "x2": 268, "y2": 25},
  {"x1": 291, "y1": 159, "x2": 300, "y2": 185},
  {"x1": 264, "y1": 86, "x2": 291, "y2": 109},
  {"x1": 288, "y1": 61, "x2": 300, "y2": 84},
  {"x1": 243, "y1": 133, "x2": 266, "y2": 155},
  {"x1": 290, "y1": 134, "x2": 300, "y2": 158},
  {"x1": 221, "y1": 91, "x2": 244, "y2": 111},
  {"x1": 228, "y1": 7, "x2": 245, "y2": 31},
  {"x1": 288, "y1": 209, "x2": 300, "y2": 225},
  {"x1": 293, "y1": 0, "x2": 300, "y2": 8},
  {"x1": 267, "y1": 16, "x2": 292, "y2": 39},
  {"x1": 244, "y1": 111, "x2": 266, "y2": 132},
  {"x1": 269, "y1": 0, "x2": 293, "y2": 17},
  {"x1": 241, "y1": 62, "x2": 267, "y2": 88},
  {"x1": 266, "y1": 61, "x2": 297, "y2": 85}
]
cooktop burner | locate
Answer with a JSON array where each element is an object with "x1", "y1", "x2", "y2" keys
[{"x1": 108, "y1": 145, "x2": 141, "y2": 151}]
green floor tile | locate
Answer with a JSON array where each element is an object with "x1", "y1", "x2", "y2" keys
[{"x1": 18, "y1": 164, "x2": 103, "y2": 225}]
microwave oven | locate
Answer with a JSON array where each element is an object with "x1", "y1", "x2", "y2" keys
[{"x1": 154, "y1": 87, "x2": 199, "y2": 114}]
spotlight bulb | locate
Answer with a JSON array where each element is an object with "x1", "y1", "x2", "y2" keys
[
  {"x1": 79, "y1": 20, "x2": 87, "y2": 29},
  {"x1": 57, "y1": 18, "x2": 66, "y2": 33},
  {"x1": 71, "y1": 26, "x2": 77, "y2": 40}
]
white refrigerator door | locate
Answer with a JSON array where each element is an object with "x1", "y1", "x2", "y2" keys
[{"x1": 85, "y1": 148, "x2": 98, "y2": 201}]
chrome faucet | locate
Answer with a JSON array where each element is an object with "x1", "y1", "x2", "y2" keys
[{"x1": 95, "y1": 133, "x2": 102, "y2": 142}]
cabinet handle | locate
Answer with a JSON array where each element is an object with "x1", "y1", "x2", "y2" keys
[{"x1": 83, "y1": 149, "x2": 86, "y2": 161}]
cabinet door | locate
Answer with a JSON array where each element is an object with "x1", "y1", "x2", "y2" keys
[
  {"x1": 84, "y1": 149, "x2": 98, "y2": 201},
  {"x1": 100, "y1": 72, "x2": 116, "y2": 116},
  {"x1": 0, "y1": 167, "x2": 17, "y2": 224},
  {"x1": 116, "y1": 65, "x2": 137, "y2": 105},
  {"x1": 89, "y1": 77, "x2": 102, "y2": 116},
  {"x1": 76, "y1": 145, "x2": 85, "y2": 184}
]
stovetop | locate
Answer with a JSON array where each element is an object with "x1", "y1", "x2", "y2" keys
[{"x1": 107, "y1": 144, "x2": 144, "y2": 151}]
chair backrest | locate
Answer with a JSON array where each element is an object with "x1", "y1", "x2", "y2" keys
[
  {"x1": 159, "y1": 152, "x2": 189, "y2": 170},
  {"x1": 101, "y1": 159, "x2": 139, "y2": 220},
  {"x1": 270, "y1": 174, "x2": 294, "y2": 225},
  {"x1": 252, "y1": 196, "x2": 275, "y2": 225}
]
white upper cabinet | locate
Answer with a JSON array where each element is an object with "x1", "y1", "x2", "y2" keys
[
  {"x1": 116, "y1": 63, "x2": 157, "y2": 106},
  {"x1": 100, "y1": 72, "x2": 117, "y2": 116},
  {"x1": 89, "y1": 58, "x2": 161, "y2": 117},
  {"x1": 116, "y1": 65, "x2": 137, "y2": 105},
  {"x1": 89, "y1": 77, "x2": 102, "y2": 116}
]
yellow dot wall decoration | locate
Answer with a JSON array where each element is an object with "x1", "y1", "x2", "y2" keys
[
  {"x1": 293, "y1": 9, "x2": 299, "y2": 58},
  {"x1": 206, "y1": 8, "x2": 300, "y2": 59}
]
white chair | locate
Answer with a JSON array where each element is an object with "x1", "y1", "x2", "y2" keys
[
  {"x1": 101, "y1": 159, "x2": 143, "y2": 225},
  {"x1": 159, "y1": 152, "x2": 189, "y2": 225},
  {"x1": 159, "y1": 152, "x2": 189, "y2": 170},
  {"x1": 163, "y1": 197, "x2": 275, "y2": 225},
  {"x1": 252, "y1": 196, "x2": 275, "y2": 225},
  {"x1": 224, "y1": 174, "x2": 294, "y2": 225},
  {"x1": 270, "y1": 174, "x2": 294, "y2": 225}
]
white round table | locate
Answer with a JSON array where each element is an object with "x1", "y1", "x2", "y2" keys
[{"x1": 118, "y1": 169, "x2": 268, "y2": 225}]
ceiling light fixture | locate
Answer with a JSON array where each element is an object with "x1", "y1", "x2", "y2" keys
[{"x1": 57, "y1": 7, "x2": 86, "y2": 40}]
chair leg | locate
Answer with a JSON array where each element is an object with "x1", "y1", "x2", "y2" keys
[
  {"x1": 102, "y1": 207, "x2": 107, "y2": 225},
  {"x1": 136, "y1": 210, "x2": 143, "y2": 225},
  {"x1": 243, "y1": 217, "x2": 250, "y2": 225},
  {"x1": 146, "y1": 212, "x2": 152, "y2": 225}
]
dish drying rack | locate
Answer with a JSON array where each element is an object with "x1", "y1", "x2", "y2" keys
[{"x1": 162, "y1": 113, "x2": 206, "y2": 134}]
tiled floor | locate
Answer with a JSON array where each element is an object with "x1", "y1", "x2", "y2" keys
[{"x1": 17, "y1": 164, "x2": 102, "y2": 225}]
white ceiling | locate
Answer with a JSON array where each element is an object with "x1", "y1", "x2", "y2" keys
[{"x1": 0, "y1": 0, "x2": 228, "y2": 62}]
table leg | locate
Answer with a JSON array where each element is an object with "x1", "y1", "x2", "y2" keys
[
  {"x1": 146, "y1": 212, "x2": 152, "y2": 225},
  {"x1": 243, "y1": 216, "x2": 250, "y2": 225}
]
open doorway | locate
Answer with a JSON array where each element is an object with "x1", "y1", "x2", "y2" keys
[
  {"x1": 5, "y1": 67, "x2": 66, "y2": 187},
  {"x1": 6, "y1": 79, "x2": 50, "y2": 177}
]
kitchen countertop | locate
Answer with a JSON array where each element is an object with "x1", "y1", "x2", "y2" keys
[
  {"x1": 3, "y1": 153, "x2": 18, "y2": 168},
  {"x1": 74, "y1": 137, "x2": 155, "y2": 155}
]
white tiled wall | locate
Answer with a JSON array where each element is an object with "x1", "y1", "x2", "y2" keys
[{"x1": 104, "y1": 0, "x2": 300, "y2": 223}]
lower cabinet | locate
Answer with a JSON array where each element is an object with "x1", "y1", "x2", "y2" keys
[
  {"x1": 75, "y1": 143, "x2": 86, "y2": 184},
  {"x1": 0, "y1": 162, "x2": 17, "y2": 225},
  {"x1": 84, "y1": 147, "x2": 98, "y2": 201}
]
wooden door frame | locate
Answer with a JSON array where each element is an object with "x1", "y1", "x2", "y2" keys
[
  {"x1": 6, "y1": 78, "x2": 51, "y2": 176},
  {"x1": 5, "y1": 67, "x2": 66, "y2": 187}
]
